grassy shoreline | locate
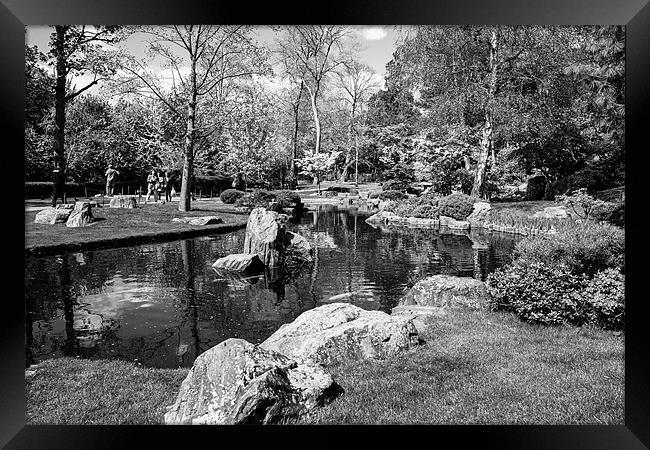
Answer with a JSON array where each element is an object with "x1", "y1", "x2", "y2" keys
[
  {"x1": 26, "y1": 308, "x2": 623, "y2": 425},
  {"x1": 25, "y1": 199, "x2": 249, "y2": 256}
]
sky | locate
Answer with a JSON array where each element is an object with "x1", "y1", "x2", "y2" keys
[{"x1": 25, "y1": 25, "x2": 400, "y2": 94}]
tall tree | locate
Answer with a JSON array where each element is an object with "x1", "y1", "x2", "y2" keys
[
  {"x1": 277, "y1": 26, "x2": 351, "y2": 182},
  {"x1": 47, "y1": 25, "x2": 122, "y2": 205},
  {"x1": 334, "y1": 61, "x2": 380, "y2": 184},
  {"x1": 119, "y1": 25, "x2": 269, "y2": 211}
]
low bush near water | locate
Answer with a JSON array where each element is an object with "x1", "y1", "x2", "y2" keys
[
  {"x1": 383, "y1": 195, "x2": 439, "y2": 219},
  {"x1": 273, "y1": 190, "x2": 301, "y2": 208},
  {"x1": 486, "y1": 263, "x2": 625, "y2": 330},
  {"x1": 437, "y1": 193, "x2": 476, "y2": 221},
  {"x1": 234, "y1": 189, "x2": 278, "y2": 208},
  {"x1": 486, "y1": 262, "x2": 588, "y2": 326},
  {"x1": 220, "y1": 189, "x2": 246, "y2": 204},
  {"x1": 514, "y1": 220, "x2": 624, "y2": 277},
  {"x1": 377, "y1": 190, "x2": 407, "y2": 201},
  {"x1": 382, "y1": 179, "x2": 409, "y2": 192}
]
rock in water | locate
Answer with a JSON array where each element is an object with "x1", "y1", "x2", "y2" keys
[
  {"x1": 399, "y1": 275, "x2": 488, "y2": 310},
  {"x1": 243, "y1": 207, "x2": 289, "y2": 267},
  {"x1": 212, "y1": 253, "x2": 265, "y2": 273},
  {"x1": 467, "y1": 202, "x2": 491, "y2": 227},
  {"x1": 66, "y1": 202, "x2": 94, "y2": 227},
  {"x1": 283, "y1": 231, "x2": 313, "y2": 265},
  {"x1": 163, "y1": 338, "x2": 342, "y2": 425},
  {"x1": 34, "y1": 204, "x2": 74, "y2": 224},
  {"x1": 109, "y1": 195, "x2": 138, "y2": 208},
  {"x1": 260, "y1": 303, "x2": 420, "y2": 366}
]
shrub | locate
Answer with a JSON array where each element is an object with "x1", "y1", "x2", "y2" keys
[
  {"x1": 514, "y1": 220, "x2": 624, "y2": 277},
  {"x1": 273, "y1": 190, "x2": 301, "y2": 208},
  {"x1": 438, "y1": 193, "x2": 476, "y2": 221},
  {"x1": 234, "y1": 194, "x2": 253, "y2": 208},
  {"x1": 577, "y1": 268, "x2": 625, "y2": 330},
  {"x1": 412, "y1": 204, "x2": 439, "y2": 219},
  {"x1": 378, "y1": 190, "x2": 407, "y2": 201},
  {"x1": 382, "y1": 179, "x2": 409, "y2": 192},
  {"x1": 250, "y1": 189, "x2": 277, "y2": 206},
  {"x1": 557, "y1": 188, "x2": 609, "y2": 220},
  {"x1": 486, "y1": 262, "x2": 588, "y2": 326},
  {"x1": 220, "y1": 189, "x2": 245, "y2": 204},
  {"x1": 368, "y1": 190, "x2": 382, "y2": 199},
  {"x1": 545, "y1": 167, "x2": 607, "y2": 200}
]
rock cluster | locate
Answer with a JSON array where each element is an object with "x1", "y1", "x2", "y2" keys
[
  {"x1": 214, "y1": 207, "x2": 313, "y2": 273},
  {"x1": 109, "y1": 195, "x2": 138, "y2": 209}
]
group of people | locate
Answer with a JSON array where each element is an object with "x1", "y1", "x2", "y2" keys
[
  {"x1": 145, "y1": 169, "x2": 174, "y2": 204},
  {"x1": 103, "y1": 165, "x2": 175, "y2": 204}
]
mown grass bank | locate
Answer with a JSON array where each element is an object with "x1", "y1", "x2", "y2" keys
[
  {"x1": 25, "y1": 199, "x2": 249, "y2": 256},
  {"x1": 26, "y1": 308, "x2": 623, "y2": 425}
]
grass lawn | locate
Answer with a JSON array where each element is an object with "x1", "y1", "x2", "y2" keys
[
  {"x1": 25, "y1": 198, "x2": 249, "y2": 256},
  {"x1": 25, "y1": 308, "x2": 623, "y2": 425}
]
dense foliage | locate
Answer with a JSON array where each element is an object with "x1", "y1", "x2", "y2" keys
[
  {"x1": 437, "y1": 193, "x2": 476, "y2": 221},
  {"x1": 487, "y1": 219, "x2": 625, "y2": 330},
  {"x1": 220, "y1": 189, "x2": 246, "y2": 204},
  {"x1": 514, "y1": 221, "x2": 624, "y2": 277}
]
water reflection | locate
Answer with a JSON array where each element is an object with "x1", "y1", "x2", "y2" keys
[{"x1": 25, "y1": 205, "x2": 520, "y2": 369}]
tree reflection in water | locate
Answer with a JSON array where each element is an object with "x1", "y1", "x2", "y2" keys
[{"x1": 25, "y1": 205, "x2": 520, "y2": 368}]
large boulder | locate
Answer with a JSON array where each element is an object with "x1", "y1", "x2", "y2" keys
[
  {"x1": 243, "y1": 207, "x2": 289, "y2": 267},
  {"x1": 439, "y1": 215, "x2": 470, "y2": 230},
  {"x1": 109, "y1": 195, "x2": 138, "y2": 209},
  {"x1": 467, "y1": 202, "x2": 491, "y2": 227},
  {"x1": 260, "y1": 303, "x2": 420, "y2": 366},
  {"x1": 34, "y1": 204, "x2": 74, "y2": 224},
  {"x1": 212, "y1": 253, "x2": 265, "y2": 273},
  {"x1": 66, "y1": 202, "x2": 95, "y2": 227},
  {"x1": 163, "y1": 338, "x2": 342, "y2": 425},
  {"x1": 399, "y1": 275, "x2": 488, "y2": 310}
]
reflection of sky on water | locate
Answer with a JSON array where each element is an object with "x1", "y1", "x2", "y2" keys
[{"x1": 25, "y1": 206, "x2": 521, "y2": 369}]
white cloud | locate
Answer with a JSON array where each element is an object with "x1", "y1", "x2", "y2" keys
[{"x1": 359, "y1": 27, "x2": 388, "y2": 41}]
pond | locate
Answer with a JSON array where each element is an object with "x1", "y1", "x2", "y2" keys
[{"x1": 25, "y1": 205, "x2": 521, "y2": 369}]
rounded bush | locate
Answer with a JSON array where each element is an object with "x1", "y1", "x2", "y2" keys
[
  {"x1": 382, "y1": 179, "x2": 409, "y2": 192},
  {"x1": 486, "y1": 262, "x2": 588, "y2": 326},
  {"x1": 412, "y1": 204, "x2": 439, "y2": 219},
  {"x1": 438, "y1": 193, "x2": 476, "y2": 220},
  {"x1": 577, "y1": 268, "x2": 625, "y2": 330},
  {"x1": 514, "y1": 221, "x2": 624, "y2": 277},
  {"x1": 378, "y1": 190, "x2": 407, "y2": 201},
  {"x1": 273, "y1": 190, "x2": 301, "y2": 208},
  {"x1": 220, "y1": 189, "x2": 245, "y2": 204}
]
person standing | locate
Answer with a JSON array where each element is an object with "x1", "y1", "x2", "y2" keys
[
  {"x1": 51, "y1": 167, "x2": 66, "y2": 206},
  {"x1": 145, "y1": 169, "x2": 157, "y2": 204},
  {"x1": 157, "y1": 170, "x2": 165, "y2": 202},
  {"x1": 105, "y1": 164, "x2": 120, "y2": 197},
  {"x1": 164, "y1": 171, "x2": 173, "y2": 202}
]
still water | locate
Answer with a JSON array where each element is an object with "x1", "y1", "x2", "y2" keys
[{"x1": 25, "y1": 205, "x2": 521, "y2": 369}]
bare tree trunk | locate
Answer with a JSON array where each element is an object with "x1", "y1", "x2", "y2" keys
[
  {"x1": 51, "y1": 26, "x2": 67, "y2": 207},
  {"x1": 471, "y1": 30, "x2": 498, "y2": 199},
  {"x1": 290, "y1": 81, "x2": 304, "y2": 186},
  {"x1": 305, "y1": 84, "x2": 321, "y2": 185},
  {"x1": 179, "y1": 60, "x2": 198, "y2": 212}
]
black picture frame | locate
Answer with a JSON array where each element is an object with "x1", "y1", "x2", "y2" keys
[{"x1": 5, "y1": 0, "x2": 649, "y2": 447}]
